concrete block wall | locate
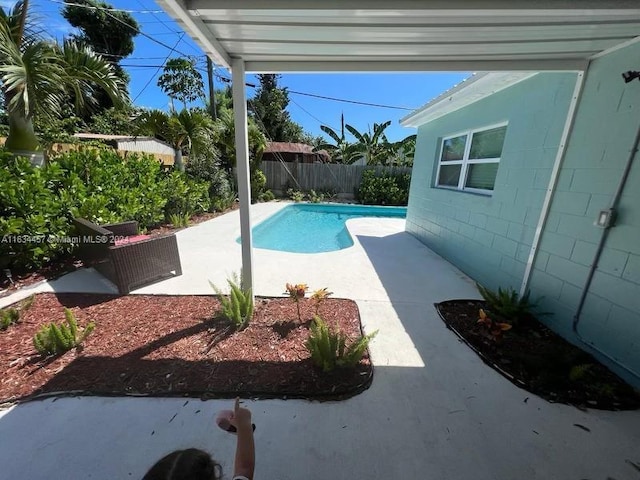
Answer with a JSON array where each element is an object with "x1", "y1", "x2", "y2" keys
[
  {"x1": 406, "y1": 72, "x2": 577, "y2": 292},
  {"x1": 529, "y1": 42, "x2": 640, "y2": 382}
]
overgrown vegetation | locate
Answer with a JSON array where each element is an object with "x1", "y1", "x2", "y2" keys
[
  {"x1": 305, "y1": 315, "x2": 378, "y2": 372},
  {"x1": 33, "y1": 308, "x2": 95, "y2": 355},
  {"x1": 357, "y1": 169, "x2": 411, "y2": 206},
  {"x1": 210, "y1": 274, "x2": 254, "y2": 330},
  {"x1": 0, "y1": 148, "x2": 211, "y2": 270}
]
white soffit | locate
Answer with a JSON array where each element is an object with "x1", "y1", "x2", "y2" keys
[
  {"x1": 399, "y1": 72, "x2": 537, "y2": 127},
  {"x1": 156, "y1": 1, "x2": 640, "y2": 73}
]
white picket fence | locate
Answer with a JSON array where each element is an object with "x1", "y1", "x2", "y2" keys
[{"x1": 261, "y1": 161, "x2": 411, "y2": 197}]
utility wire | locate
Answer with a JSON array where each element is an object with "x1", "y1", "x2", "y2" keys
[
  {"x1": 214, "y1": 72, "x2": 416, "y2": 111},
  {"x1": 48, "y1": 0, "x2": 164, "y2": 14},
  {"x1": 132, "y1": 32, "x2": 185, "y2": 103}
]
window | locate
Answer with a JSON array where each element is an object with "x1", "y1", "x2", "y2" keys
[{"x1": 435, "y1": 124, "x2": 507, "y2": 193}]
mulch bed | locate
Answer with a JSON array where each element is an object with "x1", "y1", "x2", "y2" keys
[
  {"x1": 435, "y1": 299, "x2": 640, "y2": 410},
  {"x1": 0, "y1": 293, "x2": 372, "y2": 405}
]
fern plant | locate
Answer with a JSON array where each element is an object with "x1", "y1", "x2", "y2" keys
[
  {"x1": 33, "y1": 308, "x2": 95, "y2": 356},
  {"x1": 305, "y1": 315, "x2": 378, "y2": 372},
  {"x1": 210, "y1": 274, "x2": 254, "y2": 330},
  {"x1": 476, "y1": 284, "x2": 536, "y2": 322},
  {"x1": 0, "y1": 308, "x2": 20, "y2": 331},
  {"x1": 169, "y1": 211, "x2": 191, "y2": 228}
]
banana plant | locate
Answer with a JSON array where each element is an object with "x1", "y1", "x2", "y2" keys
[{"x1": 313, "y1": 114, "x2": 360, "y2": 164}]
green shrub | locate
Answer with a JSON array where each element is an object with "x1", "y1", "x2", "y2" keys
[
  {"x1": 307, "y1": 190, "x2": 325, "y2": 203},
  {"x1": 357, "y1": 169, "x2": 411, "y2": 206},
  {"x1": 33, "y1": 308, "x2": 95, "y2": 355},
  {"x1": 258, "y1": 190, "x2": 275, "y2": 202},
  {"x1": 211, "y1": 191, "x2": 237, "y2": 212},
  {"x1": 477, "y1": 284, "x2": 536, "y2": 323},
  {"x1": 169, "y1": 212, "x2": 191, "y2": 228},
  {"x1": 286, "y1": 188, "x2": 305, "y2": 202},
  {"x1": 305, "y1": 316, "x2": 378, "y2": 372},
  {"x1": 185, "y1": 155, "x2": 234, "y2": 206},
  {"x1": 210, "y1": 274, "x2": 254, "y2": 330},
  {"x1": 250, "y1": 169, "x2": 267, "y2": 203},
  {"x1": 0, "y1": 308, "x2": 20, "y2": 330},
  {"x1": 162, "y1": 171, "x2": 210, "y2": 218}
]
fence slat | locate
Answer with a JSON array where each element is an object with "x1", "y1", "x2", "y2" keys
[{"x1": 262, "y1": 161, "x2": 411, "y2": 197}]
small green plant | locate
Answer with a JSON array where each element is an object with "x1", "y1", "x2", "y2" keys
[
  {"x1": 286, "y1": 188, "x2": 305, "y2": 202},
  {"x1": 305, "y1": 315, "x2": 378, "y2": 372},
  {"x1": 310, "y1": 287, "x2": 333, "y2": 315},
  {"x1": 307, "y1": 189, "x2": 325, "y2": 203},
  {"x1": 32, "y1": 308, "x2": 95, "y2": 355},
  {"x1": 258, "y1": 190, "x2": 275, "y2": 202},
  {"x1": 569, "y1": 363, "x2": 594, "y2": 382},
  {"x1": 0, "y1": 308, "x2": 20, "y2": 330},
  {"x1": 169, "y1": 211, "x2": 191, "y2": 228},
  {"x1": 210, "y1": 274, "x2": 254, "y2": 330},
  {"x1": 477, "y1": 308, "x2": 512, "y2": 342},
  {"x1": 476, "y1": 284, "x2": 536, "y2": 323},
  {"x1": 285, "y1": 283, "x2": 308, "y2": 322}
]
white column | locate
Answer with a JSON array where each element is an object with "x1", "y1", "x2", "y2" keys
[{"x1": 231, "y1": 58, "x2": 254, "y2": 295}]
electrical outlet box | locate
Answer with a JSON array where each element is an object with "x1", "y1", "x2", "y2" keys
[{"x1": 595, "y1": 208, "x2": 615, "y2": 228}]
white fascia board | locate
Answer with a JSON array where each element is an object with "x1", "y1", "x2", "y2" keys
[
  {"x1": 400, "y1": 71, "x2": 539, "y2": 128},
  {"x1": 245, "y1": 58, "x2": 588, "y2": 74},
  {"x1": 156, "y1": 0, "x2": 231, "y2": 68}
]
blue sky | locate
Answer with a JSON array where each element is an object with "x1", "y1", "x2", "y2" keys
[{"x1": 15, "y1": 0, "x2": 470, "y2": 141}]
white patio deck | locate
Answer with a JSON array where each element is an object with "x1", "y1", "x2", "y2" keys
[{"x1": 1, "y1": 202, "x2": 639, "y2": 479}]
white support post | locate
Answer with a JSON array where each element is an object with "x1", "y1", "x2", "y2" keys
[{"x1": 232, "y1": 58, "x2": 254, "y2": 296}]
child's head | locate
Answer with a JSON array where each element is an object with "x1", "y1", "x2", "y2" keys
[{"x1": 143, "y1": 448, "x2": 222, "y2": 480}]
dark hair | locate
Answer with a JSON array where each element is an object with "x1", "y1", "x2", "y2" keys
[{"x1": 143, "y1": 448, "x2": 222, "y2": 480}]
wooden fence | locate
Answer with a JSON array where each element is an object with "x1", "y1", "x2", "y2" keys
[{"x1": 261, "y1": 161, "x2": 412, "y2": 197}]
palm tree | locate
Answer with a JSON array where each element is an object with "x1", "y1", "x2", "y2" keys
[
  {"x1": 214, "y1": 106, "x2": 267, "y2": 173},
  {"x1": 135, "y1": 108, "x2": 216, "y2": 172},
  {"x1": 0, "y1": 0, "x2": 127, "y2": 158}
]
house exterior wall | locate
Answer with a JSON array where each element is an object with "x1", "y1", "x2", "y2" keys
[
  {"x1": 529, "y1": 42, "x2": 640, "y2": 382},
  {"x1": 406, "y1": 72, "x2": 577, "y2": 291}
]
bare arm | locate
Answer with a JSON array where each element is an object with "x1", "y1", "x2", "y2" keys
[{"x1": 232, "y1": 398, "x2": 255, "y2": 479}]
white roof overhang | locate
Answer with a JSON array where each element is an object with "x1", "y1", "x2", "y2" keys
[
  {"x1": 156, "y1": 0, "x2": 640, "y2": 73},
  {"x1": 400, "y1": 72, "x2": 538, "y2": 127}
]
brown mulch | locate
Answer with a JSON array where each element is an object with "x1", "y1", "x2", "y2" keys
[
  {"x1": 435, "y1": 299, "x2": 640, "y2": 410},
  {"x1": 0, "y1": 205, "x2": 240, "y2": 296},
  {"x1": 0, "y1": 293, "x2": 372, "y2": 404}
]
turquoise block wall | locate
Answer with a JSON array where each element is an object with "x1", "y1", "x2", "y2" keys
[
  {"x1": 406, "y1": 72, "x2": 577, "y2": 292},
  {"x1": 529, "y1": 42, "x2": 640, "y2": 383}
]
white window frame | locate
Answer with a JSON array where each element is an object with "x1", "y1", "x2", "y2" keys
[{"x1": 434, "y1": 122, "x2": 508, "y2": 195}]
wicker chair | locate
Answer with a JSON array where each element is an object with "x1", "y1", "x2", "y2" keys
[{"x1": 72, "y1": 218, "x2": 182, "y2": 294}]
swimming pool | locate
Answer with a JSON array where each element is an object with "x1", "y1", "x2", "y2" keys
[{"x1": 242, "y1": 203, "x2": 407, "y2": 253}]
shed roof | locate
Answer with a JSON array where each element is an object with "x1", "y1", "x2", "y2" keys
[
  {"x1": 264, "y1": 142, "x2": 330, "y2": 161},
  {"x1": 156, "y1": 1, "x2": 640, "y2": 72}
]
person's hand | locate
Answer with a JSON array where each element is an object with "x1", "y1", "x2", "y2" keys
[{"x1": 229, "y1": 397, "x2": 252, "y2": 430}]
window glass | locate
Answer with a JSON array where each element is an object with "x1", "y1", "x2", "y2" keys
[
  {"x1": 465, "y1": 163, "x2": 499, "y2": 190},
  {"x1": 469, "y1": 126, "x2": 506, "y2": 159},
  {"x1": 441, "y1": 135, "x2": 467, "y2": 161},
  {"x1": 437, "y1": 164, "x2": 462, "y2": 187}
]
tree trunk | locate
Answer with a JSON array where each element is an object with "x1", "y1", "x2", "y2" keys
[
  {"x1": 174, "y1": 148, "x2": 184, "y2": 172},
  {"x1": 5, "y1": 112, "x2": 44, "y2": 165}
]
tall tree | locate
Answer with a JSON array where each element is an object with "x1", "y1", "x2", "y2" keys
[
  {"x1": 0, "y1": 0, "x2": 127, "y2": 154},
  {"x1": 157, "y1": 57, "x2": 205, "y2": 112},
  {"x1": 249, "y1": 74, "x2": 304, "y2": 143},
  {"x1": 62, "y1": 0, "x2": 138, "y2": 111},
  {"x1": 135, "y1": 108, "x2": 215, "y2": 172},
  {"x1": 313, "y1": 114, "x2": 360, "y2": 164}
]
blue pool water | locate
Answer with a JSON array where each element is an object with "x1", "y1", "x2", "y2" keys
[{"x1": 241, "y1": 203, "x2": 407, "y2": 253}]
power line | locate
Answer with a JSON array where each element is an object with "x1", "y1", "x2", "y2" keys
[
  {"x1": 47, "y1": 0, "x2": 164, "y2": 14},
  {"x1": 289, "y1": 97, "x2": 339, "y2": 132},
  {"x1": 132, "y1": 32, "x2": 185, "y2": 103}
]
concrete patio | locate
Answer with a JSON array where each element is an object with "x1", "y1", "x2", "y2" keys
[{"x1": 1, "y1": 202, "x2": 639, "y2": 479}]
